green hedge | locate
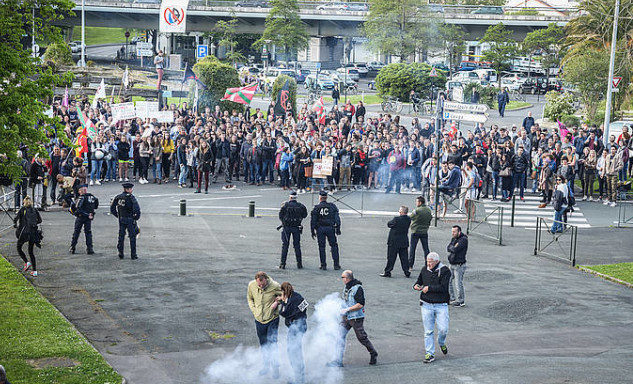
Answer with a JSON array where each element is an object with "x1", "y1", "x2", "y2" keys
[
  {"x1": 194, "y1": 56, "x2": 243, "y2": 113},
  {"x1": 464, "y1": 82, "x2": 498, "y2": 109},
  {"x1": 272, "y1": 75, "x2": 297, "y2": 115},
  {"x1": 375, "y1": 62, "x2": 447, "y2": 102}
]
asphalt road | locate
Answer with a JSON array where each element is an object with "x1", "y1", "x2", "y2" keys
[{"x1": 1, "y1": 182, "x2": 632, "y2": 384}]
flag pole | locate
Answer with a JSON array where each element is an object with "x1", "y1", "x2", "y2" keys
[{"x1": 178, "y1": 63, "x2": 187, "y2": 107}]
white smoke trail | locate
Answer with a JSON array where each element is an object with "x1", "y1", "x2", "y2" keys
[{"x1": 201, "y1": 293, "x2": 345, "y2": 384}]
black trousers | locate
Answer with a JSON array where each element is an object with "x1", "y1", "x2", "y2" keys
[
  {"x1": 71, "y1": 216, "x2": 93, "y2": 251},
  {"x1": 117, "y1": 219, "x2": 137, "y2": 258},
  {"x1": 336, "y1": 318, "x2": 376, "y2": 363},
  {"x1": 281, "y1": 226, "x2": 302, "y2": 265},
  {"x1": 408, "y1": 233, "x2": 429, "y2": 269},
  {"x1": 17, "y1": 238, "x2": 36, "y2": 270},
  {"x1": 316, "y1": 226, "x2": 339, "y2": 267},
  {"x1": 385, "y1": 245, "x2": 409, "y2": 274}
]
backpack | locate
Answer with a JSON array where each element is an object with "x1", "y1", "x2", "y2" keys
[{"x1": 567, "y1": 186, "x2": 576, "y2": 207}]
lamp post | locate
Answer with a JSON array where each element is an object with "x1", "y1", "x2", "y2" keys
[
  {"x1": 603, "y1": 0, "x2": 620, "y2": 145},
  {"x1": 80, "y1": 0, "x2": 85, "y2": 67}
]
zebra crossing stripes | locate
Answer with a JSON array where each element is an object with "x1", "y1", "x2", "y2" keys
[{"x1": 482, "y1": 195, "x2": 591, "y2": 228}]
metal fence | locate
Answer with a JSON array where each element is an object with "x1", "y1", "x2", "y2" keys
[
  {"x1": 618, "y1": 201, "x2": 633, "y2": 228},
  {"x1": 309, "y1": 182, "x2": 366, "y2": 216},
  {"x1": 466, "y1": 199, "x2": 503, "y2": 245},
  {"x1": 0, "y1": 186, "x2": 15, "y2": 235},
  {"x1": 533, "y1": 217, "x2": 578, "y2": 266}
]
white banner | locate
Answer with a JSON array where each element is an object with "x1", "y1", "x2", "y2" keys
[
  {"x1": 443, "y1": 111, "x2": 488, "y2": 123},
  {"x1": 149, "y1": 110, "x2": 175, "y2": 123},
  {"x1": 160, "y1": 0, "x2": 189, "y2": 34},
  {"x1": 111, "y1": 102, "x2": 136, "y2": 122},
  {"x1": 135, "y1": 101, "x2": 159, "y2": 119}
]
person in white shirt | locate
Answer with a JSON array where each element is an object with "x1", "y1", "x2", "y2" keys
[{"x1": 154, "y1": 50, "x2": 164, "y2": 90}]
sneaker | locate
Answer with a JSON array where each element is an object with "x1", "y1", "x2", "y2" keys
[
  {"x1": 178, "y1": 184, "x2": 183, "y2": 189},
  {"x1": 440, "y1": 345, "x2": 448, "y2": 355},
  {"x1": 30, "y1": 270, "x2": 38, "y2": 277},
  {"x1": 588, "y1": 197, "x2": 593, "y2": 202},
  {"x1": 538, "y1": 203, "x2": 547, "y2": 208},
  {"x1": 89, "y1": 180, "x2": 94, "y2": 186},
  {"x1": 369, "y1": 352, "x2": 378, "y2": 365},
  {"x1": 278, "y1": 264, "x2": 286, "y2": 269},
  {"x1": 95, "y1": 180, "x2": 101, "y2": 186},
  {"x1": 125, "y1": 178, "x2": 129, "y2": 182},
  {"x1": 319, "y1": 265, "x2": 327, "y2": 270},
  {"x1": 69, "y1": 246, "x2": 75, "y2": 254},
  {"x1": 603, "y1": 200, "x2": 609, "y2": 205},
  {"x1": 610, "y1": 202, "x2": 616, "y2": 207},
  {"x1": 453, "y1": 301, "x2": 465, "y2": 307},
  {"x1": 582, "y1": 196, "x2": 587, "y2": 201},
  {"x1": 453, "y1": 209, "x2": 464, "y2": 214},
  {"x1": 119, "y1": 178, "x2": 123, "y2": 182},
  {"x1": 21, "y1": 262, "x2": 32, "y2": 272},
  {"x1": 379, "y1": 272, "x2": 392, "y2": 277},
  {"x1": 423, "y1": 353, "x2": 435, "y2": 363}
]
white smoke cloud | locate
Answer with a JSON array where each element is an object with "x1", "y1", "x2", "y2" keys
[{"x1": 201, "y1": 293, "x2": 345, "y2": 384}]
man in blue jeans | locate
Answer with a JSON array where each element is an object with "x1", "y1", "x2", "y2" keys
[
  {"x1": 551, "y1": 176, "x2": 568, "y2": 233},
  {"x1": 414, "y1": 252, "x2": 451, "y2": 363},
  {"x1": 447, "y1": 225, "x2": 468, "y2": 307}
]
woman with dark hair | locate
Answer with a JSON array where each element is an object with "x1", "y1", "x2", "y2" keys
[
  {"x1": 278, "y1": 282, "x2": 308, "y2": 384},
  {"x1": 196, "y1": 140, "x2": 213, "y2": 194},
  {"x1": 499, "y1": 153, "x2": 513, "y2": 202},
  {"x1": 14, "y1": 196, "x2": 42, "y2": 277}
]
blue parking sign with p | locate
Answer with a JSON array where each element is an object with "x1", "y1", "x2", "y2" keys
[{"x1": 197, "y1": 45, "x2": 208, "y2": 59}]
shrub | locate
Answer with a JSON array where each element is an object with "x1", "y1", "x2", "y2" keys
[
  {"x1": 272, "y1": 75, "x2": 297, "y2": 116},
  {"x1": 463, "y1": 82, "x2": 498, "y2": 109},
  {"x1": 544, "y1": 91, "x2": 575, "y2": 121},
  {"x1": 42, "y1": 42, "x2": 73, "y2": 66},
  {"x1": 561, "y1": 114, "x2": 580, "y2": 128},
  {"x1": 194, "y1": 56, "x2": 243, "y2": 112},
  {"x1": 375, "y1": 62, "x2": 447, "y2": 102}
]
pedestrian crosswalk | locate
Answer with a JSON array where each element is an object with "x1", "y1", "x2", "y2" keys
[{"x1": 481, "y1": 195, "x2": 591, "y2": 228}]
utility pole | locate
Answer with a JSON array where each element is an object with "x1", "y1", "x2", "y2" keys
[
  {"x1": 32, "y1": 5, "x2": 36, "y2": 58},
  {"x1": 433, "y1": 92, "x2": 445, "y2": 227},
  {"x1": 80, "y1": 0, "x2": 86, "y2": 67},
  {"x1": 603, "y1": 0, "x2": 620, "y2": 145}
]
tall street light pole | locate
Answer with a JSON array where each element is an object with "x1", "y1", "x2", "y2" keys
[
  {"x1": 81, "y1": 0, "x2": 86, "y2": 67},
  {"x1": 602, "y1": 0, "x2": 620, "y2": 145}
]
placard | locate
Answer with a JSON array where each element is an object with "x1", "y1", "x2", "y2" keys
[
  {"x1": 111, "y1": 102, "x2": 136, "y2": 123},
  {"x1": 135, "y1": 101, "x2": 159, "y2": 119},
  {"x1": 312, "y1": 156, "x2": 333, "y2": 178},
  {"x1": 149, "y1": 110, "x2": 175, "y2": 123},
  {"x1": 312, "y1": 159, "x2": 324, "y2": 179}
]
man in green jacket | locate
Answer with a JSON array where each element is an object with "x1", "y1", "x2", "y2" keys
[
  {"x1": 247, "y1": 271, "x2": 282, "y2": 378},
  {"x1": 408, "y1": 196, "x2": 432, "y2": 271}
]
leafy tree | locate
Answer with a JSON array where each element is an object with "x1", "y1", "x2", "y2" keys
[
  {"x1": 463, "y1": 82, "x2": 497, "y2": 108},
  {"x1": 480, "y1": 23, "x2": 518, "y2": 88},
  {"x1": 562, "y1": 48, "x2": 609, "y2": 121},
  {"x1": 544, "y1": 91, "x2": 575, "y2": 122},
  {"x1": 439, "y1": 24, "x2": 465, "y2": 78},
  {"x1": 215, "y1": 15, "x2": 246, "y2": 67},
  {"x1": 272, "y1": 75, "x2": 297, "y2": 115},
  {"x1": 42, "y1": 41, "x2": 73, "y2": 66},
  {"x1": 194, "y1": 56, "x2": 243, "y2": 112},
  {"x1": 0, "y1": 0, "x2": 74, "y2": 181},
  {"x1": 255, "y1": 0, "x2": 308, "y2": 65},
  {"x1": 363, "y1": 0, "x2": 439, "y2": 62},
  {"x1": 375, "y1": 62, "x2": 447, "y2": 101},
  {"x1": 523, "y1": 23, "x2": 564, "y2": 82}
]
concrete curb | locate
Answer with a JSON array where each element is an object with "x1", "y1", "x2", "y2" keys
[
  {"x1": 577, "y1": 265, "x2": 633, "y2": 289},
  {"x1": 506, "y1": 103, "x2": 534, "y2": 112},
  {"x1": 87, "y1": 43, "x2": 125, "y2": 48}
]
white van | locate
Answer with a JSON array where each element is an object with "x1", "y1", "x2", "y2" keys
[{"x1": 473, "y1": 68, "x2": 497, "y2": 83}]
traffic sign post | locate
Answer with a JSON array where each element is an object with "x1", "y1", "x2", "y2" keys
[
  {"x1": 196, "y1": 44, "x2": 208, "y2": 59},
  {"x1": 429, "y1": 67, "x2": 438, "y2": 77},
  {"x1": 443, "y1": 111, "x2": 488, "y2": 123},
  {"x1": 136, "y1": 42, "x2": 153, "y2": 67},
  {"x1": 612, "y1": 76, "x2": 622, "y2": 89},
  {"x1": 442, "y1": 101, "x2": 488, "y2": 123}
]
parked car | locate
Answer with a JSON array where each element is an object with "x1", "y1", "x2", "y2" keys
[
  {"x1": 367, "y1": 61, "x2": 385, "y2": 71},
  {"x1": 305, "y1": 74, "x2": 335, "y2": 90},
  {"x1": 296, "y1": 69, "x2": 311, "y2": 83},
  {"x1": 428, "y1": 4, "x2": 444, "y2": 13},
  {"x1": 69, "y1": 41, "x2": 85, "y2": 53},
  {"x1": 336, "y1": 67, "x2": 360, "y2": 82},
  {"x1": 347, "y1": 2, "x2": 369, "y2": 11},
  {"x1": 608, "y1": 121, "x2": 633, "y2": 141},
  {"x1": 235, "y1": 0, "x2": 269, "y2": 7},
  {"x1": 471, "y1": 6, "x2": 504, "y2": 14},
  {"x1": 348, "y1": 63, "x2": 369, "y2": 77},
  {"x1": 451, "y1": 71, "x2": 481, "y2": 85},
  {"x1": 316, "y1": 2, "x2": 349, "y2": 11}
]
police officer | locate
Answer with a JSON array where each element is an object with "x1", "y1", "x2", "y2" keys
[
  {"x1": 310, "y1": 190, "x2": 341, "y2": 270},
  {"x1": 69, "y1": 184, "x2": 99, "y2": 254},
  {"x1": 110, "y1": 183, "x2": 141, "y2": 259},
  {"x1": 278, "y1": 191, "x2": 308, "y2": 269}
]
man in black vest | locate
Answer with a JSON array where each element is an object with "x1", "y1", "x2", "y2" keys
[
  {"x1": 278, "y1": 191, "x2": 308, "y2": 269},
  {"x1": 310, "y1": 191, "x2": 341, "y2": 270},
  {"x1": 380, "y1": 205, "x2": 411, "y2": 278},
  {"x1": 69, "y1": 184, "x2": 99, "y2": 255},
  {"x1": 110, "y1": 183, "x2": 141, "y2": 259}
]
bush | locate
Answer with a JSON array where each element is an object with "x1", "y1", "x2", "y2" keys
[
  {"x1": 375, "y1": 62, "x2": 447, "y2": 102},
  {"x1": 194, "y1": 56, "x2": 243, "y2": 112},
  {"x1": 544, "y1": 91, "x2": 575, "y2": 122},
  {"x1": 561, "y1": 114, "x2": 580, "y2": 128},
  {"x1": 42, "y1": 42, "x2": 73, "y2": 66},
  {"x1": 272, "y1": 75, "x2": 297, "y2": 115},
  {"x1": 463, "y1": 83, "x2": 498, "y2": 109}
]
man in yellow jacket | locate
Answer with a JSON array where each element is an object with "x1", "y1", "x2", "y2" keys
[{"x1": 247, "y1": 271, "x2": 282, "y2": 378}]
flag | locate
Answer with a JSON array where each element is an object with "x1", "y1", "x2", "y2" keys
[
  {"x1": 182, "y1": 63, "x2": 206, "y2": 88},
  {"x1": 110, "y1": 84, "x2": 116, "y2": 103},
  {"x1": 193, "y1": 81, "x2": 199, "y2": 112},
  {"x1": 312, "y1": 97, "x2": 326, "y2": 124},
  {"x1": 77, "y1": 108, "x2": 98, "y2": 141},
  {"x1": 273, "y1": 80, "x2": 291, "y2": 117},
  {"x1": 122, "y1": 66, "x2": 130, "y2": 89},
  {"x1": 221, "y1": 83, "x2": 258, "y2": 105},
  {"x1": 94, "y1": 78, "x2": 106, "y2": 100},
  {"x1": 62, "y1": 86, "x2": 69, "y2": 108}
]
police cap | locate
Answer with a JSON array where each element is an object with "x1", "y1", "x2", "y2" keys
[
  {"x1": 122, "y1": 182, "x2": 134, "y2": 189},
  {"x1": 319, "y1": 190, "x2": 328, "y2": 197},
  {"x1": 78, "y1": 184, "x2": 89, "y2": 189}
]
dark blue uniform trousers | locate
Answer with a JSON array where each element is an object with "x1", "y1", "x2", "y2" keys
[
  {"x1": 71, "y1": 216, "x2": 93, "y2": 251},
  {"x1": 317, "y1": 226, "x2": 339, "y2": 267},
  {"x1": 117, "y1": 218, "x2": 137, "y2": 258},
  {"x1": 281, "y1": 226, "x2": 302, "y2": 265}
]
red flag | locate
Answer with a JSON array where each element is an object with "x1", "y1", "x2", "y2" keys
[
  {"x1": 312, "y1": 97, "x2": 326, "y2": 124},
  {"x1": 221, "y1": 83, "x2": 258, "y2": 105}
]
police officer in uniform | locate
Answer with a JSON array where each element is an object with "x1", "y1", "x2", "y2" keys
[
  {"x1": 69, "y1": 184, "x2": 99, "y2": 254},
  {"x1": 310, "y1": 190, "x2": 341, "y2": 270},
  {"x1": 278, "y1": 191, "x2": 308, "y2": 269},
  {"x1": 110, "y1": 183, "x2": 141, "y2": 259}
]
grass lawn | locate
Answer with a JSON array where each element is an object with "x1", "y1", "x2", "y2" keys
[
  {"x1": 583, "y1": 263, "x2": 633, "y2": 285},
  {"x1": 72, "y1": 27, "x2": 140, "y2": 46},
  {"x1": 507, "y1": 101, "x2": 532, "y2": 111},
  {"x1": 0, "y1": 256, "x2": 122, "y2": 384},
  {"x1": 321, "y1": 94, "x2": 383, "y2": 105}
]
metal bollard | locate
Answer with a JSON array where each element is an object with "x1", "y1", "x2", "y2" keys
[
  {"x1": 248, "y1": 201, "x2": 255, "y2": 217},
  {"x1": 179, "y1": 199, "x2": 186, "y2": 216},
  {"x1": 511, "y1": 194, "x2": 516, "y2": 227}
]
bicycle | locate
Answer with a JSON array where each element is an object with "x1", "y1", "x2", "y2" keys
[
  {"x1": 412, "y1": 99, "x2": 433, "y2": 116},
  {"x1": 381, "y1": 96, "x2": 403, "y2": 114}
]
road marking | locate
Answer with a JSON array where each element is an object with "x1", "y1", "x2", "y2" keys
[{"x1": 177, "y1": 194, "x2": 262, "y2": 202}]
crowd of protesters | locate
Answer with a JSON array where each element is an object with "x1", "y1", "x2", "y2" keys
[{"x1": 8, "y1": 92, "x2": 633, "y2": 216}]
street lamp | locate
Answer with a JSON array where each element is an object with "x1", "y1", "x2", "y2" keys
[{"x1": 80, "y1": 0, "x2": 86, "y2": 67}]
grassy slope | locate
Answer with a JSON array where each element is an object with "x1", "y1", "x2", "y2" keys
[
  {"x1": 72, "y1": 27, "x2": 138, "y2": 46},
  {"x1": 584, "y1": 263, "x2": 633, "y2": 285},
  {"x1": 0, "y1": 257, "x2": 122, "y2": 384}
]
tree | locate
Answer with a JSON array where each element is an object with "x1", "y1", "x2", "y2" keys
[
  {"x1": 215, "y1": 15, "x2": 246, "y2": 67},
  {"x1": 523, "y1": 23, "x2": 564, "y2": 82},
  {"x1": 0, "y1": 0, "x2": 74, "y2": 181},
  {"x1": 439, "y1": 24, "x2": 465, "y2": 78},
  {"x1": 255, "y1": 0, "x2": 308, "y2": 65},
  {"x1": 480, "y1": 23, "x2": 518, "y2": 88},
  {"x1": 42, "y1": 42, "x2": 73, "y2": 66},
  {"x1": 562, "y1": 48, "x2": 610, "y2": 122},
  {"x1": 375, "y1": 62, "x2": 447, "y2": 101},
  {"x1": 194, "y1": 56, "x2": 243, "y2": 112},
  {"x1": 363, "y1": 0, "x2": 439, "y2": 62}
]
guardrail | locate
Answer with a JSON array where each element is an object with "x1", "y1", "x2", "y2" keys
[
  {"x1": 466, "y1": 199, "x2": 503, "y2": 245},
  {"x1": 309, "y1": 182, "x2": 365, "y2": 216},
  {"x1": 534, "y1": 216, "x2": 578, "y2": 266},
  {"x1": 0, "y1": 186, "x2": 15, "y2": 235},
  {"x1": 617, "y1": 201, "x2": 633, "y2": 228}
]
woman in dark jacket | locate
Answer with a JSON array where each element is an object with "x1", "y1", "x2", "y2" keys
[
  {"x1": 277, "y1": 282, "x2": 308, "y2": 384},
  {"x1": 499, "y1": 154, "x2": 513, "y2": 202},
  {"x1": 14, "y1": 196, "x2": 42, "y2": 277},
  {"x1": 195, "y1": 140, "x2": 213, "y2": 194}
]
